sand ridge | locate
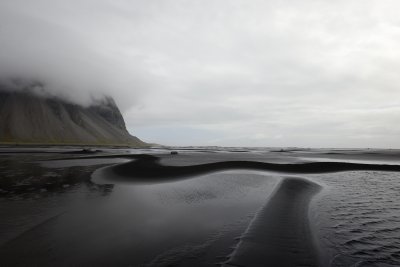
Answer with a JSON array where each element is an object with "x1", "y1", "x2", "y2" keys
[
  {"x1": 88, "y1": 154, "x2": 400, "y2": 184},
  {"x1": 224, "y1": 177, "x2": 321, "y2": 267}
]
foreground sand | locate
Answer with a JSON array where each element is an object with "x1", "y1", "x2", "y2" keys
[
  {"x1": 225, "y1": 177, "x2": 321, "y2": 267},
  {"x1": 1, "y1": 147, "x2": 400, "y2": 266}
]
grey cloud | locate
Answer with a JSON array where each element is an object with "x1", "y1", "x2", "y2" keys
[{"x1": 2, "y1": 0, "x2": 400, "y2": 147}]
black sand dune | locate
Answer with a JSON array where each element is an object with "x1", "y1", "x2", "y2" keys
[
  {"x1": 224, "y1": 177, "x2": 321, "y2": 267},
  {"x1": 91, "y1": 154, "x2": 400, "y2": 183}
]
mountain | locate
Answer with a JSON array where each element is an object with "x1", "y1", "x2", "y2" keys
[{"x1": 0, "y1": 88, "x2": 147, "y2": 146}]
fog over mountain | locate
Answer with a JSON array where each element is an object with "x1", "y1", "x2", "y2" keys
[{"x1": 1, "y1": 1, "x2": 400, "y2": 147}]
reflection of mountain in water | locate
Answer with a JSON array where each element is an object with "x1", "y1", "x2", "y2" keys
[{"x1": 0, "y1": 83, "x2": 146, "y2": 146}]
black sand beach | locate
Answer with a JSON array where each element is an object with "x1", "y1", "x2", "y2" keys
[
  {"x1": 1, "y1": 147, "x2": 400, "y2": 266},
  {"x1": 225, "y1": 177, "x2": 321, "y2": 267}
]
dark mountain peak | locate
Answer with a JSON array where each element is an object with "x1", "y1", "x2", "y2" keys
[
  {"x1": 0, "y1": 85, "x2": 146, "y2": 146},
  {"x1": 89, "y1": 96, "x2": 127, "y2": 131}
]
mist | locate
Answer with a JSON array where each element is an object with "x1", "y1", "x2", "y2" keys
[
  {"x1": 2, "y1": 0, "x2": 400, "y2": 147},
  {"x1": 0, "y1": 1, "x2": 156, "y2": 108}
]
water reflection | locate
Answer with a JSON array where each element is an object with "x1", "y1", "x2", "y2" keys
[{"x1": 0, "y1": 171, "x2": 278, "y2": 266}]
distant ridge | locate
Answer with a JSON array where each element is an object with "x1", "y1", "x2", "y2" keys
[{"x1": 0, "y1": 85, "x2": 147, "y2": 147}]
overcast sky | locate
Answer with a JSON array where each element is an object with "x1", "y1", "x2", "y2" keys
[{"x1": 1, "y1": 0, "x2": 400, "y2": 148}]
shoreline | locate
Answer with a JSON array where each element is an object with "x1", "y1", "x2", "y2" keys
[{"x1": 89, "y1": 154, "x2": 400, "y2": 184}]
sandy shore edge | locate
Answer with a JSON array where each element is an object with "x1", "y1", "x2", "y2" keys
[
  {"x1": 89, "y1": 154, "x2": 400, "y2": 184},
  {"x1": 224, "y1": 177, "x2": 321, "y2": 267}
]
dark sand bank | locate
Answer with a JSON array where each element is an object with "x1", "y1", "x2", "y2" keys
[
  {"x1": 225, "y1": 177, "x2": 321, "y2": 267},
  {"x1": 0, "y1": 154, "x2": 113, "y2": 197},
  {"x1": 91, "y1": 154, "x2": 400, "y2": 184}
]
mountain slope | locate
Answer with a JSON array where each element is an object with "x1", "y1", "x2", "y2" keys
[{"x1": 0, "y1": 90, "x2": 146, "y2": 146}]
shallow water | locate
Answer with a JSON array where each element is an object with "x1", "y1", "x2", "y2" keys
[
  {"x1": 0, "y1": 183, "x2": 113, "y2": 246},
  {"x1": 310, "y1": 171, "x2": 400, "y2": 266},
  {"x1": 0, "y1": 170, "x2": 279, "y2": 266}
]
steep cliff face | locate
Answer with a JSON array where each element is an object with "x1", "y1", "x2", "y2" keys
[{"x1": 0, "y1": 90, "x2": 146, "y2": 146}]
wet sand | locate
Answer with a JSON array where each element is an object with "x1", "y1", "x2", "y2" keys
[
  {"x1": 225, "y1": 177, "x2": 321, "y2": 267},
  {"x1": 1, "y1": 147, "x2": 400, "y2": 266}
]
